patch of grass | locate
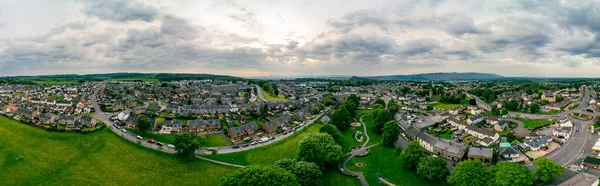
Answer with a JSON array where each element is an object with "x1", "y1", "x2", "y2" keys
[
  {"x1": 347, "y1": 145, "x2": 449, "y2": 186},
  {"x1": 569, "y1": 104, "x2": 580, "y2": 110},
  {"x1": 201, "y1": 123, "x2": 322, "y2": 165},
  {"x1": 362, "y1": 114, "x2": 382, "y2": 146},
  {"x1": 320, "y1": 166, "x2": 362, "y2": 186},
  {"x1": 34, "y1": 80, "x2": 78, "y2": 85},
  {"x1": 126, "y1": 129, "x2": 227, "y2": 147},
  {"x1": 233, "y1": 120, "x2": 242, "y2": 126},
  {"x1": 440, "y1": 130, "x2": 453, "y2": 140},
  {"x1": 430, "y1": 103, "x2": 463, "y2": 110},
  {"x1": 204, "y1": 133, "x2": 228, "y2": 147},
  {"x1": 261, "y1": 87, "x2": 289, "y2": 102},
  {"x1": 516, "y1": 118, "x2": 556, "y2": 129},
  {"x1": 46, "y1": 95, "x2": 64, "y2": 101},
  {"x1": 338, "y1": 127, "x2": 362, "y2": 151},
  {"x1": 0, "y1": 115, "x2": 236, "y2": 185},
  {"x1": 158, "y1": 112, "x2": 169, "y2": 117},
  {"x1": 356, "y1": 109, "x2": 372, "y2": 117},
  {"x1": 534, "y1": 110, "x2": 558, "y2": 115}
]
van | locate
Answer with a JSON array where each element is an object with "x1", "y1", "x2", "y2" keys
[{"x1": 259, "y1": 137, "x2": 269, "y2": 143}]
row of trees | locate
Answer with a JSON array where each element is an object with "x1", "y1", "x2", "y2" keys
[
  {"x1": 220, "y1": 132, "x2": 343, "y2": 186},
  {"x1": 400, "y1": 141, "x2": 449, "y2": 180},
  {"x1": 331, "y1": 94, "x2": 360, "y2": 131},
  {"x1": 450, "y1": 157, "x2": 564, "y2": 186}
]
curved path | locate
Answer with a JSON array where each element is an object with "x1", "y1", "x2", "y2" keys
[
  {"x1": 255, "y1": 84, "x2": 267, "y2": 102},
  {"x1": 339, "y1": 115, "x2": 378, "y2": 186}
]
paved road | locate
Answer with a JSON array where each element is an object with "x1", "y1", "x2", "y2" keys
[{"x1": 255, "y1": 85, "x2": 267, "y2": 102}]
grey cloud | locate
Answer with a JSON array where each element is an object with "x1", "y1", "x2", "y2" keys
[
  {"x1": 400, "y1": 39, "x2": 439, "y2": 55},
  {"x1": 160, "y1": 15, "x2": 201, "y2": 40},
  {"x1": 326, "y1": 10, "x2": 387, "y2": 33},
  {"x1": 82, "y1": 0, "x2": 160, "y2": 22},
  {"x1": 301, "y1": 35, "x2": 397, "y2": 64}
]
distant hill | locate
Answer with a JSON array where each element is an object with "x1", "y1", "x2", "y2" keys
[{"x1": 367, "y1": 72, "x2": 504, "y2": 81}]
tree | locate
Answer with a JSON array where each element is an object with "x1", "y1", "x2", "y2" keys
[
  {"x1": 274, "y1": 159, "x2": 322, "y2": 186},
  {"x1": 272, "y1": 83, "x2": 280, "y2": 96},
  {"x1": 373, "y1": 104, "x2": 384, "y2": 110},
  {"x1": 387, "y1": 99, "x2": 399, "y2": 115},
  {"x1": 469, "y1": 98, "x2": 477, "y2": 105},
  {"x1": 533, "y1": 157, "x2": 564, "y2": 182},
  {"x1": 490, "y1": 162, "x2": 534, "y2": 186},
  {"x1": 319, "y1": 124, "x2": 342, "y2": 143},
  {"x1": 372, "y1": 109, "x2": 392, "y2": 134},
  {"x1": 400, "y1": 141, "x2": 424, "y2": 169},
  {"x1": 297, "y1": 132, "x2": 343, "y2": 167},
  {"x1": 529, "y1": 103, "x2": 541, "y2": 113},
  {"x1": 382, "y1": 120, "x2": 400, "y2": 147},
  {"x1": 416, "y1": 156, "x2": 449, "y2": 180},
  {"x1": 448, "y1": 160, "x2": 491, "y2": 186},
  {"x1": 174, "y1": 133, "x2": 205, "y2": 157},
  {"x1": 504, "y1": 100, "x2": 519, "y2": 111},
  {"x1": 400, "y1": 86, "x2": 410, "y2": 94},
  {"x1": 260, "y1": 103, "x2": 269, "y2": 118},
  {"x1": 332, "y1": 106, "x2": 351, "y2": 131},
  {"x1": 136, "y1": 115, "x2": 152, "y2": 133},
  {"x1": 220, "y1": 165, "x2": 299, "y2": 186},
  {"x1": 374, "y1": 99, "x2": 386, "y2": 107}
]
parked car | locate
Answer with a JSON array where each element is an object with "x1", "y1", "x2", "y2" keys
[
  {"x1": 167, "y1": 144, "x2": 175, "y2": 149},
  {"x1": 259, "y1": 137, "x2": 269, "y2": 143},
  {"x1": 251, "y1": 141, "x2": 258, "y2": 145},
  {"x1": 269, "y1": 136, "x2": 275, "y2": 141},
  {"x1": 232, "y1": 145, "x2": 240, "y2": 149},
  {"x1": 283, "y1": 131, "x2": 288, "y2": 135},
  {"x1": 156, "y1": 142, "x2": 164, "y2": 146},
  {"x1": 121, "y1": 129, "x2": 127, "y2": 133},
  {"x1": 147, "y1": 139, "x2": 156, "y2": 144},
  {"x1": 242, "y1": 143, "x2": 249, "y2": 147},
  {"x1": 207, "y1": 148, "x2": 216, "y2": 151},
  {"x1": 112, "y1": 123, "x2": 118, "y2": 128},
  {"x1": 136, "y1": 135, "x2": 143, "y2": 140}
]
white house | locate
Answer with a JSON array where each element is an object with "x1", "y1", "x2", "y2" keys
[{"x1": 117, "y1": 111, "x2": 130, "y2": 121}]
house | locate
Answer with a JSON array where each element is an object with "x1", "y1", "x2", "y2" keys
[
  {"x1": 557, "y1": 172, "x2": 599, "y2": 186},
  {"x1": 39, "y1": 113, "x2": 56, "y2": 125},
  {"x1": 79, "y1": 116, "x2": 96, "y2": 128},
  {"x1": 467, "y1": 147, "x2": 493, "y2": 164},
  {"x1": 542, "y1": 92, "x2": 556, "y2": 103},
  {"x1": 228, "y1": 122, "x2": 259, "y2": 141},
  {"x1": 467, "y1": 115, "x2": 483, "y2": 125},
  {"x1": 125, "y1": 116, "x2": 155, "y2": 129},
  {"x1": 117, "y1": 111, "x2": 130, "y2": 121},
  {"x1": 523, "y1": 135, "x2": 552, "y2": 151},
  {"x1": 449, "y1": 107, "x2": 466, "y2": 115},
  {"x1": 147, "y1": 102, "x2": 160, "y2": 112},
  {"x1": 553, "y1": 127, "x2": 572, "y2": 140},
  {"x1": 58, "y1": 115, "x2": 76, "y2": 128},
  {"x1": 498, "y1": 145, "x2": 520, "y2": 159},
  {"x1": 417, "y1": 132, "x2": 438, "y2": 153},
  {"x1": 321, "y1": 115, "x2": 331, "y2": 124},
  {"x1": 432, "y1": 139, "x2": 468, "y2": 161},
  {"x1": 189, "y1": 119, "x2": 221, "y2": 133},
  {"x1": 448, "y1": 118, "x2": 500, "y2": 146},
  {"x1": 17, "y1": 108, "x2": 37, "y2": 120},
  {"x1": 494, "y1": 120, "x2": 508, "y2": 131},
  {"x1": 160, "y1": 120, "x2": 183, "y2": 134},
  {"x1": 583, "y1": 156, "x2": 600, "y2": 170},
  {"x1": 263, "y1": 120, "x2": 281, "y2": 134}
]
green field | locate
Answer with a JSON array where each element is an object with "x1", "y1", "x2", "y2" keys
[
  {"x1": 430, "y1": 103, "x2": 463, "y2": 110},
  {"x1": 338, "y1": 126, "x2": 362, "y2": 151},
  {"x1": 261, "y1": 88, "x2": 289, "y2": 102},
  {"x1": 0, "y1": 115, "x2": 236, "y2": 185},
  {"x1": 362, "y1": 114, "x2": 382, "y2": 146},
  {"x1": 34, "y1": 80, "x2": 79, "y2": 85},
  {"x1": 126, "y1": 129, "x2": 227, "y2": 147},
  {"x1": 516, "y1": 118, "x2": 556, "y2": 129},
  {"x1": 202, "y1": 123, "x2": 322, "y2": 165},
  {"x1": 534, "y1": 110, "x2": 559, "y2": 115},
  {"x1": 347, "y1": 145, "x2": 449, "y2": 186},
  {"x1": 46, "y1": 95, "x2": 64, "y2": 101}
]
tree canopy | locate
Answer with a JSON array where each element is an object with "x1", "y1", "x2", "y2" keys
[
  {"x1": 372, "y1": 109, "x2": 393, "y2": 134},
  {"x1": 416, "y1": 156, "x2": 449, "y2": 180},
  {"x1": 448, "y1": 160, "x2": 491, "y2": 186},
  {"x1": 382, "y1": 120, "x2": 400, "y2": 147},
  {"x1": 490, "y1": 162, "x2": 534, "y2": 186},
  {"x1": 332, "y1": 105, "x2": 351, "y2": 131},
  {"x1": 297, "y1": 132, "x2": 343, "y2": 167},
  {"x1": 319, "y1": 124, "x2": 342, "y2": 143},
  {"x1": 374, "y1": 99, "x2": 386, "y2": 107},
  {"x1": 533, "y1": 157, "x2": 564, "y2": 182},
  {"x1": 136, "y1": 115, "x2": 152, "y2": 133},
  {"x1": 274, "y1": 159, "x2": 322, "y2": 186},
  {"x1": 400, "y1": 141, "x2": 424, "y2": 169},
  {"x1": 174, "y1": 133, "x2": 205, "y2": 157},
  {"x1": 220, "y1": 165, "x2": 299, "y2": 186}
]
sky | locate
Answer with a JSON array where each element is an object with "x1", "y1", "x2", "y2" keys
[{"x1": 1, "y1": 0, "x2": 600, "y2": 77}]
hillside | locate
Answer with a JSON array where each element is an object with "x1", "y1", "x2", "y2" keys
[{"x1": 367, "y1": 72, "x2": 504, "y2": 81}]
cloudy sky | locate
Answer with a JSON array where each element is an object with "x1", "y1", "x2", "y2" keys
[{"x1": 1, "y1": 0, "x2": 600, "y2": 77}]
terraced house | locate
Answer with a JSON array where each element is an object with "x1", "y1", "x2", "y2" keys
[
  {"x1": 188, "y1": 119, "x2": 221, "y2": 133},
  {"x1": 228, "y1": 122, "x2": 258, "y2": 141}
]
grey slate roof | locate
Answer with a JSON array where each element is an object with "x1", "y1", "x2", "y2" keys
[
  {"x1": 468, "y1": 147, "x2": 493, "y2": 158},
  {"x1": 499, "y1": 146, "x2": 520, "y2": 156},
  {"x1": 189, "y1": 119, "x2": 221, "y2": 127},
  {"x1": 230, "y1": 122, "x2": 258, "y2": 135}
]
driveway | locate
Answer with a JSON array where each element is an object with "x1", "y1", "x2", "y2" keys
[{"x1": 506, "y1": 119, "x2": 530, "y2": 137}]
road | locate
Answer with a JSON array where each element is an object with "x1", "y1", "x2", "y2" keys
[
  {"x1": 255, "y1": 85, "x2": 267, "y2": 102},
  {"x1": 91, "y1": 83, "x2": 329, "y2": 155}
]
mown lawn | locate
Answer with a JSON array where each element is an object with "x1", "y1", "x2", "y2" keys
[
  {"x1": 347, "y1": 145, "x2": 449, "y2": 186},
  {"x1": 362, "y1": 114, "x2": 382, "y2": 146},
  {"x1": 338, "y1": 126, "x2": 362, "y2": 151},
  {"x1": 261, "y1": 87, "x2": 289, "y2": 102},
  {"x1": 534, "y1": 110, "x2": 559, "y2": 115},
  {"x1": 126, "y1": 129, "x2": 227, "y2": 147},
  {"x1": 431, "y1": 103, "x2": 463, "y2": 110},
  {"x1": 0, "y1": 115, "x2": 236, "y2": 185},
  {"x1": 516, "y1": 118, "x2": 556, "y2": 129},
  {"x1": 201, "y1": 123, "x2": 323, "y2": 165}
]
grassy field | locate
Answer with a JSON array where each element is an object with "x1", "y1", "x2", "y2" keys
[
  {"x1": 0, "y1": 115, "x2": 236, "y2": 185},
  {"x1": 516, "y1": 118, "x2": 556, "y2": 129},
  {"x1": 362, "y1": 114, "x2": 382, "y2": 146},
  {"x1": 261, "y1": 88, "x2": 289, "y2": 102},
  {"x1": 534, "y1": 110, "x2": 559, "y2": 115},
  {"x1": 202, "y1": 123, "x2": 322, "y2": 165},
  {"x1": 347, "y1": 145, "x2": 449, "y2": 186},
  {"x1": 126, "y1": 129, "x2": 227, "y2": 147},
  {"x1": 430, "y1": 103, "x2": 463, "y2": 110},
  {"x1": 46, "y1": 95, "x2": 64, "y2": 101},
  {"x1": 34, "y1": 80, "x2": 79, "y2": 85},
  {"x1": 338, "y1": 126, "x2": 362, "y2": 151}
]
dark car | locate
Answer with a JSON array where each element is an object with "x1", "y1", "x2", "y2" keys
[
  {"x1": 283, "y1": 131, "x2": 288, "y2": 135},
  {"x1": 242, "y1": 143, "x2": 249, "y2": 147},
  {"x1": 232, "y1": 145, "x2": 240, "y2": 149},
  {"x1": 269, "y1": 136, "x2": 275, "y2": 140},
  {"x1": 156, "y1": 142, "x2": 164, "y2": 146}
]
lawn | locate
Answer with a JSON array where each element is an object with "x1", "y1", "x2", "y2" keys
[
  {"x1": 431, "y1": 103, "x2": 463, "y2": 110},
  {"x1": 46, "y1": 95, "x2": 64, "y2": 101},
  {"x1": 201, "y1": 123, "x2": 323, "y2": 165},
  {"x1": 0, "y1": 115, "x2": 236, "y2": 185},
  {"x1": 516, "y1": 118, "x2": 556, "y2": 129},
  {"x1": 534, "y1": 110, "x2": 559, "y2": 115},
  {"x1": 261, "y1": 87, "x2": 289, "y2": 102},
  {"x1": 362, "y1": 114, "x2": 383, "y2": 146},
  {"x1": 347, "y1": 145, "x2": 449, "y2": 186},
  {"x1": 126, "y1": 129, "x2": 227, "y2": 147},
  {"x1": 338, "y1": 125, "x2": 362, "y2": 151}
]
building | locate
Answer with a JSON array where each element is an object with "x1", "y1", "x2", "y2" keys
[
  {"x1": 432, "y1": 139, "x2": 468, "y2": 161},
  {"x1": 449, "y1": 107, "x2": 466, "y2": 115},
  {"x1": 417, "y1": 132, "x2": 438, "y2": 153},
  {"x1": 498, "y1": 145, "x2": 520, "y2": 159},
  {"x1": 542, "y1": 92, "x2": 556, "y2": 103},
  {"x1": 467, "y1": 115, "x2": 483, "y2": 125},
  {"x1": 321, "y1": 115, "x2": 331, "y2": 124},
  {"x1": 79, "y1": 116, "x2": 96, "y2": 128},
  {"x1": 558, "y1": 172, "x2": 599, "y2": 186},
  {"x1": 58, "y1": 115, "x2": 76, "y2": 128},
  {"x1": 189, "y1": 119, "x2": 221, "y2": 133},
  {"x1": 523, "y1": 135, "x2": 552, "y2": 151},
  {"x1": 467, "y1": 147, "x2": 493, "y2": 164},
  {"x1": 117, "y1": 111, "x2": 130, "y2": 121},
  {"x1": 583, "y1": 156, "x2": 600, "y2": 169},
  {"x1": 160, "y1": 120, "x2": 183, "y2": 134},
  {"x1": 448, "y1": 118, "x2": 500, "y2": 146},
  {"x1": 228, "y1": 122, "x2": 259, "y2": 141},
  {"x1": 494, "y1": 120, "x2": 508, "y2": 131}
]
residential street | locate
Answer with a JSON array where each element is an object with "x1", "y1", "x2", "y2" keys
[{"x1": 255, "y1": 84, "x2": 267, "y2": 102}]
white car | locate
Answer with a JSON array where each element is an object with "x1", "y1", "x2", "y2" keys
[
  {"x1": 136, "y1": 135, "x2": 143, "y2": 140},
  {"x1": 122, "y1": 129, "x2": 127, "y2": 133},
  {"x1": 167, "y1": 144, "x2": 175, "y2": 149}
]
